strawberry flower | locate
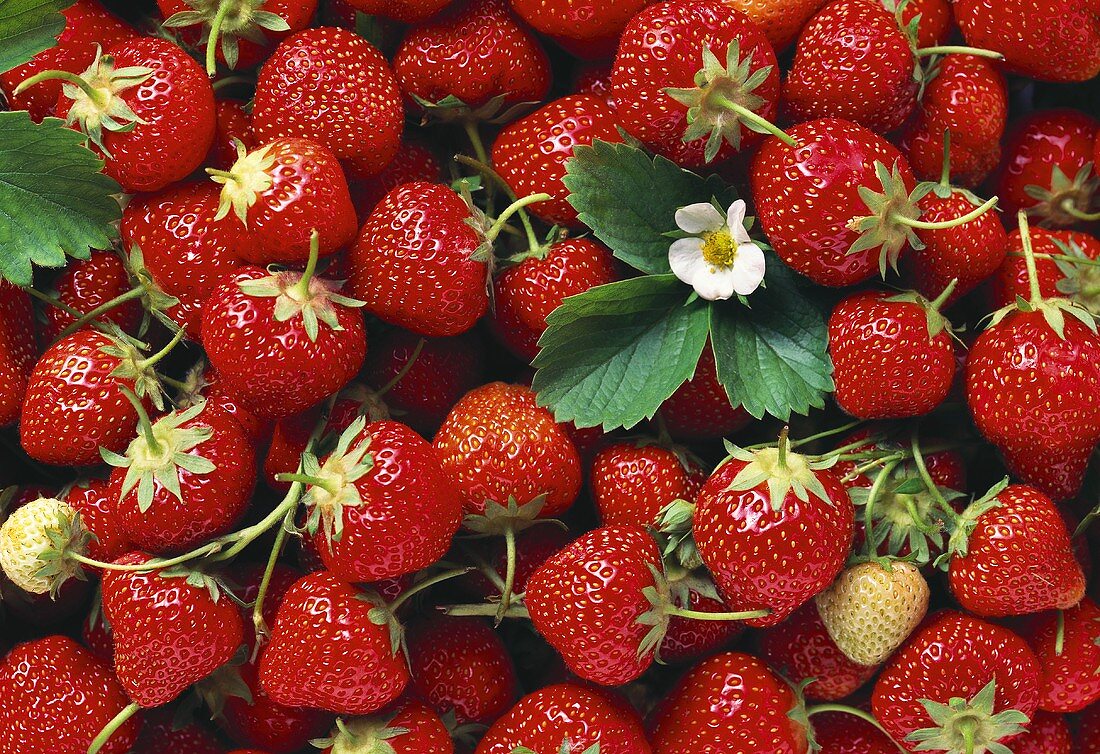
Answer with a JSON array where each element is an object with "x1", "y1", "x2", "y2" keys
[{"x1": 669, "y1": 199, "x2": 766, "y2": 301}]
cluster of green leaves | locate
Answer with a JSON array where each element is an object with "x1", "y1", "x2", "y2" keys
[{"x1": 532, "y1": 140, "x2": 833, "y2": 431}]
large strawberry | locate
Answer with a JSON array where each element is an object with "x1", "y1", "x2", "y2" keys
[
  {"x1": 511, "y1": 0, "x2": 646, "y2": 58},
  {"x1": 0, "y1": 283, "x2": 35, "y2": 427},
  {"x1": 1023, "y1": 599, "x2": 1100, "y2": 713},
  {"x1": 611, "y1": 0, "x2": 781, "y2": 167},
  {"x1": 252, "y1": 27, "x2": 404, "y2": 176},
  {"x1": 41, "y1": 250, "x2": 143, "y2": 341},
  {"x1": 312, "y1": 699, "x2": 454, "y2": 754},
  {"x1": 591, "y1": 440, "x2": 705, "y2": 528},
  {"x1": 656, "y1": 343, "x2": 752, "y2": 440}
]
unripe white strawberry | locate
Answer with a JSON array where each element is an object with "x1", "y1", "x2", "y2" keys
[{"x1": 0, "y1": 497, "x2": 86, "y2": 595}]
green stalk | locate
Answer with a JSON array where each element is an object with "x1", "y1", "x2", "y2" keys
[{"x1": 55, "y1": 286, "x2": 146, "y2": 341}]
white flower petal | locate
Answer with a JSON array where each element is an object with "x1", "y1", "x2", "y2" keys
[
  {"x1": 726, "y1": 200, "x2": 753, "y2": 245},
  {"x1": 675, "y1": 203, "x2": 725, "y2": 234},
  {"x1": 693, "y1": 266, "x2": 739, "y2": 301},
  {"x1": 731, "y1": 243, "x2": 767, "y2": 296},
  {"x1": 669, "y1": 238, "x2": 707, "y2": 284}
]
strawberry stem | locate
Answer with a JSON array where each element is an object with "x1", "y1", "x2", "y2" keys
[
  {"x1": 909, "y1": 431, "x2": 958, "y2": 520},
  {"x1": 494, "y1": 525, "x2": 518, "y2": 626},
  {"x1": 286, "y1": 230, "x2": 321, "y2": 302},
  {"x1": 893, "y1": 195, "x2": 998, "y2": 230},
  {"x1": 54, "y1": 285, "x2": 146, "y2": 341},
  {"x1": 211, "y1": 74, "x2": 253, "y2": 91},
  {"x1": 14, "y1": 68, "x2": 106, "y2": 106},
  {"x1": 87, "y1": 701, "x2": 141, "y2": 754},
  {"x1": 939, "y1": 130, "x2": 951, "y2": 188},
  {"x1": 22, "y1": 285, "x2": 86, "y2": 319},
  {"x1": 776, "y1": 425, "x2": 791, "y2": 470},
  {"x1": 205, "y1": 167, "x2": 238, "y2": 181},
  {"x1": 462, "y1": 120, "x2": 490, "y2": 167},
  {"x1": 136, "y1": 327, "x2": 186, "y2": 369},
  {"x1": 914, "y1": 46, "x2": 1004, "y2": 60},
  {"x1": 376, "y1": 337, "x2": 426, "y2": 396},
  {"x1": 118, "y1": 386, "x2": 162, "y2": 455},
  {"x1": 250, "y1": 505, "x2": 296, "y2": 661},
  {"x1": 927, "y1": 278, "x2": 958, "y2": 312},
  {"x1": 442, "y1": 602, "x2": 531, "y2": 619},
  {"x1": 205, "y1": 0, "x2": 233, "y2": 76},
  {"x1": 806, "y1": 704, "x2": 906, "y2": 752},
  {"x1": 862, "y1": 460, "x2": 900, "y2": 558},
  {"x1": 69, "y1": 542, "x2": 222, "y2": 572},
  {"x1": 274, "y1": 472, "x2": 340, "y2": 495},
  {"x1": 1055, "y1": 609, "x2": 1066, "y2": 655},
  {"x1": 1059, "y1": 199, "x2": 1100, "y2": 222},
  {"x1": 663, "y1": 606, "x2": 770, "y2": 621},
  {"x1": 709, "y1": 94, "x2": 797, "y2": 147},
  {"x1": 485, "y1": 194, "x2": 552, "y2": 244},
  {"x1": 1008, "y1": 250, "x2": 1100, "y2": 268},
  {"x1": 386, "y1": 567, "x2": 473, "y2": 615},
  {"x1": 1016, "y1": 211, "x2": 1044, "y2": 306}
]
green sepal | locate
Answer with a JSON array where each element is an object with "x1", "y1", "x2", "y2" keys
[
  {"x1": 847, "y1": 160, "x2": 923, "y2": 277},
  {"x1": 32, "y1": 509, "x2": 93, "y2": 598},
  {"x1": 301, "y1": 415, "x2": 375, "y2": 545},
  {"x1": 934, "y1": 478, "x2": 1009, "y2": 570},
  {"x1": 906, "y1": 679, "x2": 1029, "y2": 754},
  {"x1": 236, "y1": 268, "x2": 365, "y2": 343}
]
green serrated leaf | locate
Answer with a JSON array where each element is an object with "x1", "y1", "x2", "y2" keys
[
  {"x1": 0, "y1": 0, "x2": 70, "y2": 75},
  {"x1": 563, "y1": 140, "x2": 737, "y2": 275},
  {"x1": 532, "y1": 275, "x2": 710, "y2": 431},
  {"x1": 708, "y1": 254, "x2": 833, "y2": 420},
  {"x1": 0, "y1": 112, "x2": 121, "y2": 285}
]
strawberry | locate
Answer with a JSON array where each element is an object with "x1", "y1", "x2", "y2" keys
[
  {"x1": 512, "y1": 0, "x2": 646, "y2": 58},
  {"x1": 121, "y1": 181, "x2": 247, "y2": 339},
  {"x1": 393, "y1": 0, "x2": 550, "y2": 116},
  {"x1": 131, "y1": 709, "x2": 222, "y2": 754},
  {"x1": 407, "y1": 615, "x2": 518, "y2": 724},
  {"x1": 102, "y1": 552, "x2": 245, "y2": 708},
  {"x1": 312, "y1": 699, "x2": 454, "y2": 754},
  {"x1": 648, "y1": 651, "x2": 809, "y2": 753},
  {"x1": 207, "y1": 137, "x2": 358, "y2": 266},
  {"x1": 0, "y1": 635, "x2": 141, "y2": 754},
  {"x1": 946, "y1": 484, "x2": 1085, "y2": 616},
  {"x1": 209, "y1": 98, "x2": 255, "y2": 170},
  {"x1": 0, "y1": 283, "x2": 36, "y2": 427},
  {"x1": 348, "y1": 137, "x2": 442, "y2": 218},
  {"x1": 296, "y1": 417, "x2": 462, "y2": 582},
  {"x1": 0, "y1": 497, "x2": 89, "y2": 596},
  {"x1": 0, "y1": 0, "x2": 135, "y2": 122},
  {"x1": 41, "y1": 250, "x2": 142, "y2": 341},
  {"x1": 611, "y1": 0, "x2": 781, "y2": 167},
  {"x1": 258, "y1": 570, "x2": 410, "y2": 715},
  {"x1": 828, "y1": 287, "x2": 957, "y2": 419},
  {"x1": 1077, "y1": 702, "x2": 1100, "y2": 754},
  {"x1": 491, "y1": 96, "x2": 624, "y2": 228},
  {"x1": 953, "y1": 0, "x2": 1100, "y2": 82},
  {"x1": 176, "y1": 362, "x2": 271, "y2": 442},
  {"x1": 812, "y1": 709, "x2": 898, "y2": 754},
  {"x1": 872, "y1": 611, "x2": 1040, "y2": 753},
  {"x1": 252, "y1": 27, "x2": 404, "y2": 177},
  {"x1": 758, "y1": 602, "x2": 878, "y2": 701},
  {"x1": 64, "y1": 477, "x2": 130, "y2": 564},
  {"x1": 658, "y1": 570, "x2": 745, "y2": 664},
  {"x1": 345, "y1": 0, "x2": 452, "y2": 23},
  {"x1": 475, "y1": 683, "x2": 650, "y2": 754},
  {"x1": 992, "y1": 109, "x2": 1099, "y2": 227},
  {"x1": 350, "y1": 182, "x2": 490, "y2": 337},
  {"x1": 1012, "y1": 710, "x2": 1073, "y2": 754},
  {"x1": 656, "y1": 344, "x2": 752, "y2": 440},
  {"x1": 591, "y1": 441, "x2": 705, "y2": 528},
  {"x1": 724, "y1": 0, "x2": 823, "y2": 51},
  {"x1": 491, "y1": 237, "x2": 619, "y2": 361},
  {"x1": 989, "y1": 227, "x2": 1100, "y2": 312},
  {"x1": 1022, "y1": 598, "x2": 1100, "y2": 712},
  {"x1": 201, "y1": 245, "x2": 367, "y2": 421},
  {"x1": 893, "y1": 0, "x2": 953, "y2": 47}
]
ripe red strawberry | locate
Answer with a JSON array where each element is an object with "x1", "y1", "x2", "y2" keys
[
  {"x1": 758, "y1": 602, "x2": 878, "y2": 701},
  {"x1": 989, "y1": 227, "x2": 1100, "y2": 311},
  {"x1": 993, "y1": 109, "x2": 1099, "y2": 227},
  {"x1": 407, "y1": 616, "x2": 517, "y2": 724},
  {"x1": 393, "y1": 0, "x2": 550, "y2": 115},
  {"x1": 207, "y1": 137, "x2": 357, "y2": 266},
  {"x1": 872, "y1": 611, "x2": 1040, "y2": 753},
  {"x1": 201, "y1": 257, "x2": 367, "y2": 421},
  {"x1": 38, "y1": 37, "x2": 215, "y2": 193},
  {"x1": 954, "y1": 0, "x2": 1100, "y2": 82},
  {"x1": 812, "y1": 709, "x2": 897, "y2": 754},
  {"x1": 259, "y1": 570, "x2": 410, "y2": 715},
  {"x1": 121, "y1": 181, "x2": 247, "y2": 339},
  {"x1": 177, "y1": 362, "x2": 271, "y2": 442},
  {"x1": 947, "y1": 484, "x2": 1085, "y2": 616},
  {"x1": 252, "y1": 27, "x2": 404, "y2": 176},
  {"x1": 345, "y1": 0, "x2": 452, "y2": 22},
  {"x1": 41, "y1": 250, "x2": 142, "y2": 341},
  {"x1": 0, "y1": 0, "x2": 135, "y2": 122},
  {"x1": 491, "y1": 95, "x2": 624, "y2": 227},
  {"x1": 102, "y1": 552, "x2": 245, "y2": 707},
  {"x1": 0, "y1": 635, "x2": 141, "y2": 754},
  {"x1": 209, "y1": 98, "x2": 255, "y2": 170},
  {"x1": 491, "y1": 238, "x2": 619, "y2": 361},
  {"x1": 475, "y1": 683, "x2": 650, "y2": 754},
  {"x1": 82, "y1": 608, "x2": 115, "y2": 663},
  {"x1": 656, "y1": 344, "x2": 752, "y2": 440},
  {"x1": 64, "y1": 477, "x2": 129, "y2": 564},
  {"x1": 350, "y1": 182, "x2": 490, "y2": 337},
  {"x1": 1012, "y1": 710, "x2": 1074, "y2": 754},
  {"x1": 611, "y1": 0, "x2": 781, "y2": 167},
  {"x1": 1077, "y1": 702, "x2": 1100, "y2": 754},
  {"x1": 828, "y1": 288, "x2": 957, "y2": 419},
  {"x1": 512, "y1": 0, "x2": 645, "y2": 58},
  {"x1": 313, "y1": 699, "x2": 454, "y2": 754},
  {"x1": 1022, "y1": 598, "x2": 1100, "y2": 712},
  {"x1": 648, "y1": 651, "x2": 809, "y2": 753},
  {"x1": 0, "y1": 283, "x2": 35, "y2": 427},
  {"x1": 896, "y1": 0, "x2": 953, "y2": 46},
  {"x1": 591, "y1": 441, "x2": 705, "y2": 528},
  {"x1": 348, "y1": 137, "x2": 441, "y2": 218},
  {"x1": 724, "y1": 0, "x2": 823, "y2": 52}
]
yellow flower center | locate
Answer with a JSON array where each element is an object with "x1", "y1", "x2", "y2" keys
[{"x1": 701, "y1": 227, "x2": 737, "y2": 268}]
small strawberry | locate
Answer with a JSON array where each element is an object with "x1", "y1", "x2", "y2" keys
[
  {"x1": 812, "y1": 709, "x2": 898, "y2": 754},
  {"x1": 312, "y1": 699, "x2": 455, "y2": 754},
  {"x1": 656, "y1": 344, "x2": 752, "y2": 440},
  {"x1": 348, "y1": 137, "x2": 442, "y2": 218},
  {"x1": 1012, "y1": 710, "x2": 1074, "y2": 754},
  {"x1": 64, "y1": 477, "x2": 130, "y2": 564},
  {"x1": 41, "y1": 250, "x2": 143, "y2": 341},
  {"x1": 591, "y1": 440, "x2": 705, "y2": 528},
  {"x1": 0, "y1": 497, "x2": 90, "y2": 596},
  {"x1": 1022, "y1": 598, "x2": 1100, "y2": 713},
  {"x1": 658, "y1": 569, "x2": 745, "y2": 665},
  {"x1": 0, "y1": 283, "x2": 36, "y2": 427}
]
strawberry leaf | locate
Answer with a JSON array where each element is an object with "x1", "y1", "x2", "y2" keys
[
  {"x1": 708, "y1": 254, "x2": 833, "y2": 420},
  {"x1": 0, "y1": 0, "x2": 69, "y2": 75},
  {"x1": 0, "y1": 112, "x2": 121, "y2": 286},
  {"x1": 563, "y1": 139, "x2": 737, "y2": 275},
  {"x1": 532, "y1": 274, "x2": 710, "y2": 431}
]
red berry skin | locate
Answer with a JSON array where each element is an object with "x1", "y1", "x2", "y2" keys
[
  {"x1": 102, "y1": 552, "x2": 246, "y2": 708},
  {"x1": 0, "y1": 0, "x2": 136, "y2": 122},
  {"x1": 648, "y1": 652, "x2": 809, "y2": 753},
  {"x1": 491, "y1": 238, "x2": 619, "y2": 361},
  {"x1": 750, "y1": 118, "x2": 916, "y2": 287},
  {"x1": 573, "y1": 62, "x2": 614, "y2": 105},
  {"x1": 190, "y1": 367, "x2": 271, "y2": 443},
  {"x1": 0, "y1": 635, "x2": 141, "y2": 754},
  {"x1": 1023, "y1": 598, "x2": 1100, "y2": 713},
  {"x1": 758, "y1": 602, "x2": 878, "y2": 701},
  {"x1": 222, "y1": 661, "x2": 334, "y2": 754},
  {"x1": 407, "y1": 616, "x2": 518, "y2": 725},
  {"x1": 611, "y1": 0, "x2": 780, "y2": 168},
  {"x1": 785, "y1": 0, "x2": 917, "y2": 134},
  {"x1": 346, "y1": 0, "x2": 452, "y2": 22},
  {"x1": 42, "y1": 250, "x2": 142, "y2": 341},
  {"x1": 209, "y1": 98, "x2": 255, "y2": 170},
  {"x1": 953, "y1": 0, "x2": 1100, "y2": 82},
  {"x1": 828, "y1": 290, "x2": 956, "y2": 419},
  {"x1": 949, "y1": 484, "x2": 1085, "y2": 617},
  {"x1": 873, "y1": 612, "x2": 1040, "y2": 751},
  {"x1": 1012, "y1": 710, "x2": 1073, "y2": 754},
  {"x1": 475, "y1": 683, "x2": 651, "y2": 754},
  {"x1": 309, "y1": 420, "x2": 463, "y2": 583},
  {"x1": 966, "y1": 312, "x2": 1100, "y2": 501},
  {"x1": 527, "y1": 525, "x2": 663, "y2": 686},
  {"x1": 989, "y1": 228, "x2": 1100, "y2": 310},
  {"x1": 393, "y1": 0, "x2": 550, "y2": 111},
  {"x1": 813, "y1": 709, "x2": 897, "y2": 754},
  {"x1": 1077, "y1": 701, "x2": 1100, "y2": 753},
  {"x1": 64, "y1": 477, "x2": 130, "y2": 565},
  {"x1": 592, "y1": 442, "x2": 703, "y2": 528},
  {"x1": 252, "y1": 27, "x2": 404, "y2": 176},
  {"x1": 132, "y1": 709, "x2": 222, "y2": 754},
  {"x1": 201, "y1": 266, "x2": 367, "y2": 421},
  {"x1": 82, "y1": 611, "x2": 115, "y2": 663},
  {"x1": 19, "y1": 331, "x2": 144, "y2": 466},
  {"x1": 693, "y1": 459, "x2": 854, "y2": 627},
  {"x1": 0, "y1": 283, "x2": 36, "y2": 427},
  {"x1": 491, "y1": 95, "x2": 624, "y2": 228},
  {"x1": 55, "y1": 37, "x2": 215, "y2": 193},
  {"x1": 511, "y1": 0, "x2": 646, "y2": 56},
  {"x1": 317, "y1": 698, "x2": 454, "y2": 754},
  {"x1": 259, "y1": 571, "x2": 410, "y2": 715},
  {"x1": 350, "y1": 182, "x2": 489, "y2": 338},
  {"x1": 348, "y1": 138, "x2": 442, "y2": 219},
  {"x1": 121, "y1": 181, "x2": 247, "y2": 339},
  {"x1": 434, "y1": 382, "x2": 582, "y2": 517},
  {"x1": 657, "y1": 344, "x2": 752, "y2": 440}
]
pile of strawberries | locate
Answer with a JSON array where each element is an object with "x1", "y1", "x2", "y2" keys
[{"x1": 1, "y1": 0, "x2": 1100, "y2": 752}]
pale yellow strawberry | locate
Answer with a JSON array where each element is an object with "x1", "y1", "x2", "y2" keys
[
  {"x1": 815, "y1": 560, "x2": 929, "y2": 667},
  {"x1": 0, "y1": 497, "x2": 85, "y2": 595}
]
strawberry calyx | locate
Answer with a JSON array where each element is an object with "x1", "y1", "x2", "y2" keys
[
  {"x1": 191, "y1": 647, "x2": 252, "y2": 718},
  {"x1": 123, "y1": 244, "x2": 184, "y2": 334},
  {"x1": 884, "y1": 278, "x2": 959, "y2": 342},
  {"x1": 410, "y1": 92, "x2": 540, "y2": 126},
  {"x1": 934, "y1": 477, "x2": 1009, "y2": 570},
  {"x1": 309, "y1": 715, "x2": 411, "y2": 754},
  {"x1": 1022, "y1": 161, "x2": 1099, "y2": 227},
  {"x1": 158, "y1": 562, "x2": 238, "y2": 604},
  {"x1": 361, "y1": 567, "x2": 473, "y2": 658},
  {"x1": 163, "y1": 0, "x2": 291, "y2": 75},
  {"x1": 208, "y1": 139, "x2": 277, "y2": 226},
  {"x1": 724, "y1": 428, "x2": 838, "y2": 512},
  {"x1": 514, "y1": 742, "x2": 599, "y2": 754},
  {"x1": 657, "y1": 498, "x2": 702, "y2": 571},
  {"x1": 14, "y1": 46, "x2": 154, "y2": 157},
  {"x1": 101, "y1": 325, "x2": 182, "y2": 411},
  {"x1": 1052, "y1": 236, "x2": 1100, "y2": 315},
  {"x1": 664, "y1": 40, "x2": 788, "y2": 163},
  {"x1": 0, "y1": 497, "x2": 91, "y2": 596},
  {"x1": 906, "y1": 679, "x2": 1029, "y2": 754}
]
